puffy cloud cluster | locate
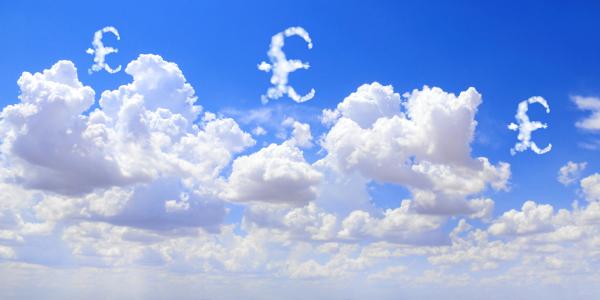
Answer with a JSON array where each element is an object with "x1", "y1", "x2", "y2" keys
[
  {"x1": 241, "y1": 199, "x2": 445, "y2": 245},
  {"x1": 581, "y1": 173, "x2": 600, "y2": 202},
  {"x1": 1, "y1": 60, "x2": 125, "y2": 194},
  {"x1": 221, "y1": 142, "x2": 321, "y2": 206},
  {"x1": 319, "y1": 82, "x2": 509, "y2": 216},
  {"x1": 337, "y1": 200, "x2": 445, "y2": 244},
  {"x1": 242, "y1": 202, "x2": 338, "y2": 241},
  {"x1": 282, "y1": 117, "x2": 313, "y2": 148},
  {"x1": 0, "y1": 54, "x2": 255, "y2": 234}
]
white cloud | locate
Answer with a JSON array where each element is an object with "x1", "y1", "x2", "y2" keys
[
  {"x1": 100, "y1": 53, "x2": 201, "y2": 122},
  {"x1": 282, "y1": 117, "x2": 313, "y2": 148},
  {"x1": 578, "y1": 138, "x2": 600, "y2": 150},
  {"x1": 580, "y1": 173, "x2": 600, "y2": 202},
  {"x1": 242, "y1": 198, "x2": 445, "y2": 245},
  {"x1": 330, "y1": 82, "x2": 401, "y2": 128},
  {"x1": 6, "y1": 50, "x2": 600, "y2": 298},
  {"x1": 100, "y1": 179, "x2": 226, "y2": 231},
  {"x1": 508, "y1": 96, "x2": 552, "y2": 155},
  {"x1": 0, "y1": 245, "x2": 16, "y2": 259},
  {"x1": 428, "y1": 223, "x2": 518, "y2": 272},
  {"x1": 312, "y1": 167, "x2": 374, "y2": 217},
  {"x1": 338, "y1": 200, "x2": 445, "y2": 244},
  {"x1": 573, "y1": 96, "x2": 600, "y2": 148},
  {"x1": 464, "y1": 198, "x2": 495, "y2": 220},
  {"x1": 1, "y1": 55, "x2": 253, "y2": 197},
  {"x1": 252, "y1": 126, "x2": 267, "y2": 136},
  {"x1": 319, "y1": 83, "x2": 510, "y2": 215},
  {"x1": 488, "y1": 201, "x2": 557, "y2": 236},
  {"x1": 573, "y1": 95, "x2": 600, "y2": 131},
  {"x1": 367, "y1": 265, "x2": 406, "y2": 281},
  {"x1": 0, "y1": 60, "x2": 127, "y2": 194},
  {"x1": 258, "y1": 27, "x2": 315, "y2": 103},
  {"x1": 282, "y1": 203, "x2": 338, "y2": 240},
  {"x1": 0, "y1": 55, "x2": 257, "y2": 237},
  {"x1": 86, "y1": 26, "x2": 122, "y2": 74},
  {"x1": 320, "y1": 108, "x2": 340, "y2": 127},
  {"x1": 221, "y1": 142, "x2": 322, "y2": 206},
  {"x1": 243, "y1": 202, "x2": 338, "y2": 241},
  {"x1": 557, "y1": 161, "x2": 587, "y2": 186}
]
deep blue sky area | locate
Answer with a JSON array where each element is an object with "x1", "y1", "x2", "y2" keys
[{"x1": 1, "y1": 0, "x2": 600, "y2": 215}]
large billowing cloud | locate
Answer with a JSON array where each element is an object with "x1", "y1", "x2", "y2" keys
[
  {"x1": 1, "y1": 60, "x2": 128, "y2": 194},
  {"x1": 0, "y1": 54, "x2": 255, "y2": 236},
  {"x1": 580, "y1": 173, "x2": 600, "y2": 202},
  {"x1": 507, "y1": 96, "x2": 552, "y2": 155},
  {"x1": 319, "y1": 82, "x2": 509, "y2": 216}
]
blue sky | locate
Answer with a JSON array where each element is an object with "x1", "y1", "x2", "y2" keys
[{"x1": 2, "y1": 1, "x2": 600, "y2": 299}]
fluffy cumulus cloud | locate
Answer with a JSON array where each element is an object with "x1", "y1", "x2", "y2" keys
[
  {"x1": 5, "y1": 52, "x2": 600, "y2": 300},
  {"x1": 221, "y1": 141, "x2": 321, "y2": 206},
  {"x1": 1, "y1": 55, "x2": 255, "y2": 196},
  {"x1": 488, "y1": 201, "x2": 558, "y2": 236},
  {"x1": 337, "y1": 200, "x2": 445, "y2": 244},
  {"x1": 1, "y1": 60, "x2": 126, "y2": 194},
  {"x1": 319, "y1": 82, "x2": 509, "y2": 216},
  {"x1": 322, "y1": 82, "x2": 400, "y2": 128}
]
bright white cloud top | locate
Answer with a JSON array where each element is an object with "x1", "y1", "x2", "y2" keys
[
  {"x1": 508, "y1": 96, "x2": 552, "y2": 155},
  {"x1": 258, "y1": 27, "x2": 315, "y2": 103},
  {"x1": 86, "y1": 26, "x2": 122, "y2": 74}
]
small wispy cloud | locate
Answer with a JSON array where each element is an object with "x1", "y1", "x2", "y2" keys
[
  {"x1": 573, "y1": 95, "x2": 600, "y2": 131},
  {"x1": 557, "y1": 161, "x2": 587, "y2": 186}
]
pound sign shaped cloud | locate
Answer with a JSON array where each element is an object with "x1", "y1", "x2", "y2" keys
[
  {"x1": 508, "y1": 96, "x2": 552, "y2": 155},
  {"x1": 258, "y1": 26, "x2": 315, "y2": 104}
]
